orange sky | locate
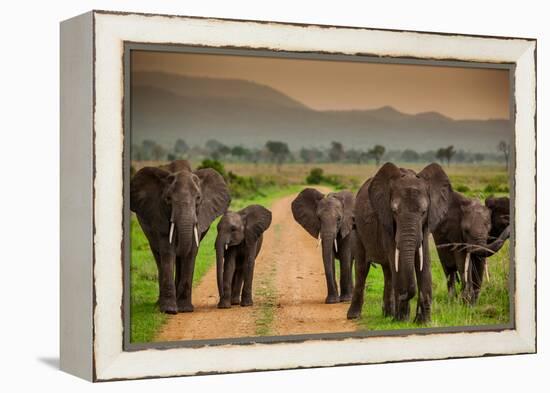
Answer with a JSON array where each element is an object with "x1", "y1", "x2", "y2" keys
[{"x1": 132, "y1": 50, "x2": 510, "y2": 120}]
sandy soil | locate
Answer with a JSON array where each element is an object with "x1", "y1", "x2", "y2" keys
[{"x1": 155, "y1": 187, "x2": 357, "y2": 342}]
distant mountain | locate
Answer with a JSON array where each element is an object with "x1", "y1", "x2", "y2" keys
[{"x1": 130, "y1": 72, "x2": 512, "y2": 152}]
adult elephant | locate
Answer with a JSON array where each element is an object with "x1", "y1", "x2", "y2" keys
[
  {"x1": 291, "y1": 189, "x2": 355, "y2": 303},
  {"x1": 130, "y1": 160, "x2": 230, "y2": 314},
  {"x1": 347, "y1": 163, "x2": 452, "y2": 323},
  {"x1": 433, "y1": 192, "x2": 510, "y2": 304},
  {"x1": 214, "y1": 205, "x2": 272, "y2": 308}
]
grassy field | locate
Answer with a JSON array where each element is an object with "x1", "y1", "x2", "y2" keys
[
  {"x1": 130, "y1": 161, "x2": 511, "y2": 341},
  {"x1": 130, "y1": 184, "x2": 304, "y2": 343}
]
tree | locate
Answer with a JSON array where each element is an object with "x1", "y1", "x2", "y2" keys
[
  {"x1": 436, "y1": 145, "x2": 455, "y2": 166},
  {"x1": 174, "y1": 139, "x2": 189, "y2": 156},
  {"x1": 498, "y1": 140, "x2": 510, "y2": 169},
  {"x1": 401, "y1": 149, "x2": 419, "y2": 162},
  {"x1": 151, "y1": 143, "x2": 166, "y2": 161},
  {"x1": 231, "y1": 145, "x2": 250, "y2": 161},
  {"x1": 328, "y1": 141, "x2": 345, "y2": 162},
  {"x1": 265, "y1": 141, "x2": 290, "y2": 171},
  {"x1": 368, "y1": 145, "x2": 386, "y2": 165},
  {"x1": 473, "y1": 153, "x2": 485, "y2": 163},
  {"x1": 300, "y1": 148, "x2": 315, "y2": 163}
]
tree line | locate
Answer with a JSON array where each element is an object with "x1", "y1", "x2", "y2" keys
[{"x1": 132, "y1": 138, "x2": 510, "y2": 166}]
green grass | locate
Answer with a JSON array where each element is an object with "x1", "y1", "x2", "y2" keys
[
  {"x1": 357, "y1": 240, "x2": 510, "y2": 330},
  {"x1": 130, "y1": 184, "x2": 304, "y2": 343},
  {"x1": 254, "y1": 223, "x2": 281, "y2": 335}
]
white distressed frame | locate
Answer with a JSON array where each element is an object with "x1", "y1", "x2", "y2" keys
[{"x1": 71, "y1": 11, "x2": 536, "y2": 381}]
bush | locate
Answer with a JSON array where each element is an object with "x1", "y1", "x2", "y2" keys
[
  {"x1": 197, "y1": 159, "x2": 226, "y2": 178},
  {"x1": 455, "y1": 184, "x2": 470, "y2": 193},
  {"x1": 306, "y1": 168, "x2": 324, "y2": 184}
]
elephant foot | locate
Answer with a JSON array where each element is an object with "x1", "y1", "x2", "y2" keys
[
  {"x1": 347, "y1": 304, "x2": 362, "y2": 320},
  {"x1": 177, "y1": 303, "x2": 194, "y2": 313},
  {"x1": 414, "y1": 311, "x2": 431, "y2": 324},
  {"x1": 217, "y1": 299, "x2": 231, "y2": 309},
  {"x1": 240, "y1": 299, "x2": 253, "y2": 307},
  {"x1": 339, "y1": 294, "x2": 352, "y2": 303},
  {"x1": 231, "y1": 297, "x2": 241, "y2": 305},
  {"x1": 382, "y1": 305, "x2": 394, "y2": 318},
  {"x1": 325, "y1": 295, "x2": 340, "y2": 304},
  {"x1": 394, "y1": 302, "x2": 410, "y2": 321},
  {"x1": 159, "y1": 298, "x2": 178, "y2": 314}
]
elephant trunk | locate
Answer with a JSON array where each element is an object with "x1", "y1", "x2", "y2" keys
[
  {"x1": 175, "y1": 208, "x2": 195, "y2": 257},
  {"x1": 472, "y1": 225, "x2": 511, "y2": 257},
  {"x1": 215, "y1": 237, "x2": 226, "y2": 298},
  {"x1": 396, "y1": 224, "x2": 418, "y2": 301}
]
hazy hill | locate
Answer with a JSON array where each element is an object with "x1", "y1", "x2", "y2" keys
[{"x1": 131, "y1": 72, "x2": 511, "y2": 153}]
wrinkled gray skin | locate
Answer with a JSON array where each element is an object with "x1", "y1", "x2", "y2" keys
[
  {"x1": 433, "y1": 192, "x2": 510, "y2": 304},
  {"x1": 292, "y1": 189, "x2": 355, "y2": 303},
  {"x1": 347, "y1": 163, "x2": 452, "y2": 323},
  {"x1": 130, "y1": 160, "x2": 230, "y2": 314},
  {"x1": 485, "y1": 196, "x2": 510, "y2": 240},
  {"x1": 215, "y1": 205, "x2": 272, "y2": 308}
]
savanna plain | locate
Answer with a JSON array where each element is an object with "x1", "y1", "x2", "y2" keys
[{"x1": 130, "y1": 162, "x2": 510, "y2": 343}]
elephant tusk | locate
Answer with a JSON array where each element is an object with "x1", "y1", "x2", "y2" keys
[
  {"x1": 485, "y1": 264, "x2": 490, "y2": 282},
  {"x1": 418, "y1": 245, "x2": 423, "y2": 271},
  {"x1": 317, "y1": 234, "x2": 322, "y2": 249},
  {"x1": 225, "y1": 243, "x2": 228, "y2": 251},
  {"x1": 464, "y1": 252, "x2": 471, "y2": 284},
  {"x1": 395, "y1": 248, "x2": 400, "y2": 272},
  {"x1": 334, "y1": 239, "x2": 338, "y2": 253},
  {"x1": 194, "y1": 225, "x2": 199, "y2": 248},
  {"x1": 169, "y1": 221, "x2": 175, "y2": 244}
]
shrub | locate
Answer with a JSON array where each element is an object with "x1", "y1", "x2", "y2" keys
[
  {"x1": 306, "y1": 168, "x2": 324, "y2": 184},
  {"x1": 484, "y1": 183, "x2": 509, "y2": 193},
  {"x1": 455, "y1": 184, "x2": 470, "y2": 193},
  {"x1": 197, "y1": 159, "x2": 226, "y2": 178}
]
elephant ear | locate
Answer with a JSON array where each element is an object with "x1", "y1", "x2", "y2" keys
[
  {"x1": 194, "y1": 168, "x2": 231, "y2": 234},
  {"x1": 291, "y1": 188, "x2": 325, "y2": 238},
  {"x1": 331, "y1": 191, "x2": 355, "y2": 239},
  {"x1": 418, "y1": 163, "x2": 453, "y2": 232},
  {"x1": 368, "y1": 162, "x2": 402, "y2": 236},
  {"x1": 130, "y1": 166, "x2": 170, "y2": 217},
  {"x1": 240, "y1": 205, "x2": 272, "y2": 244}
]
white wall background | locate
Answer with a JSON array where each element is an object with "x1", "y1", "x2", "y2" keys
[{"x1": 0, "y1": 0, "x2": 546, "y2": 390}]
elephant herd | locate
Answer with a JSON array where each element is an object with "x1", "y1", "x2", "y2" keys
[
  {"x1": 293, "y1": 162, "x2": 510, "y2": 323},
  {"x1": 131, "y1": 159, "x2": 510, "y2": 326}
]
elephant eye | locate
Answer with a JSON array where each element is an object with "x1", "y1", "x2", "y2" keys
[{"x1": 164, "y1": 195, "x2": 172, "y2": 204}]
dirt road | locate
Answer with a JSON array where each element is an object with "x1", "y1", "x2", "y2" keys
[{"x1": 155, "y1": 188, "x2": 357, "y2": 342}]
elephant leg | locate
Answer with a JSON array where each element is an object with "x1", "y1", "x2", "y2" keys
[
  {"x1": 158, "y1": 249, "x2": 177, "y2": 314},
  {"x1": 322, "y1": 245, "x2": 339, "y2": 304},
  {"x1": 176, "y1": 248, "x2": 198, "y2": 313},
  {"x1": 437, "y1": 248, "x2": 456, "y2": 298},
  {"x1": 151, "y1": 250, "x2": 162, "y2": 304},
  {"x1": 381, "y1": 263, "x2": 394, "y2": 317},
  {"x1": 414, "y1": 239, "x2": 432, "y2": 324},
  {"x1": 347, "y1": 239, "x2": 369, "y2": 319},
  {"x1": 231, "y1": 261, "x2": 244, "y2": 305},
  {"x1": 339, "y1": 238, "x2": 353, "y2": 302},
  {"x1": 470, "y1": 256, "x2": 485, "y2": 305},
  {"x1": 241, "y1": 248, "x2": 257, "y2": 307},
  {"x1": 218, "y1": 252, "x2": 235, "y2": 309}
]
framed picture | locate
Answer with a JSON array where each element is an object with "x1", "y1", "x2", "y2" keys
[{"x1": 60, "y1": 10, "x2": 536, "y2": 381}]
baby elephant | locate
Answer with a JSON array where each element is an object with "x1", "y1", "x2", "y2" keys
[{"x1": 215, "y1": 205, "x2": 272, "y2": 308}]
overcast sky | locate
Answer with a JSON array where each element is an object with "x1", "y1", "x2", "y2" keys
[{"x1": 132, "y1": 50, "x2": 510, "y2": 120}]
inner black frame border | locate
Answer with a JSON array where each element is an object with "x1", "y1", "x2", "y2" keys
[{"x1": 122, "y1": 42, "x2": 517, "y2": 352}]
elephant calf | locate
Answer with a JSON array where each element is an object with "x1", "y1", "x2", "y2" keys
[
  {"x1": 291, "y1": 188, "x2": 355, "y2": 304},
  {"x1": 433, "y1": 191, "x2": 510, "y2": 304},
  {"x1": 215, "y1": 205, "x2": 272, "y2": 309},
  {"x1": 485, "y1": 196, "x2": 510, "y2": 240}
]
